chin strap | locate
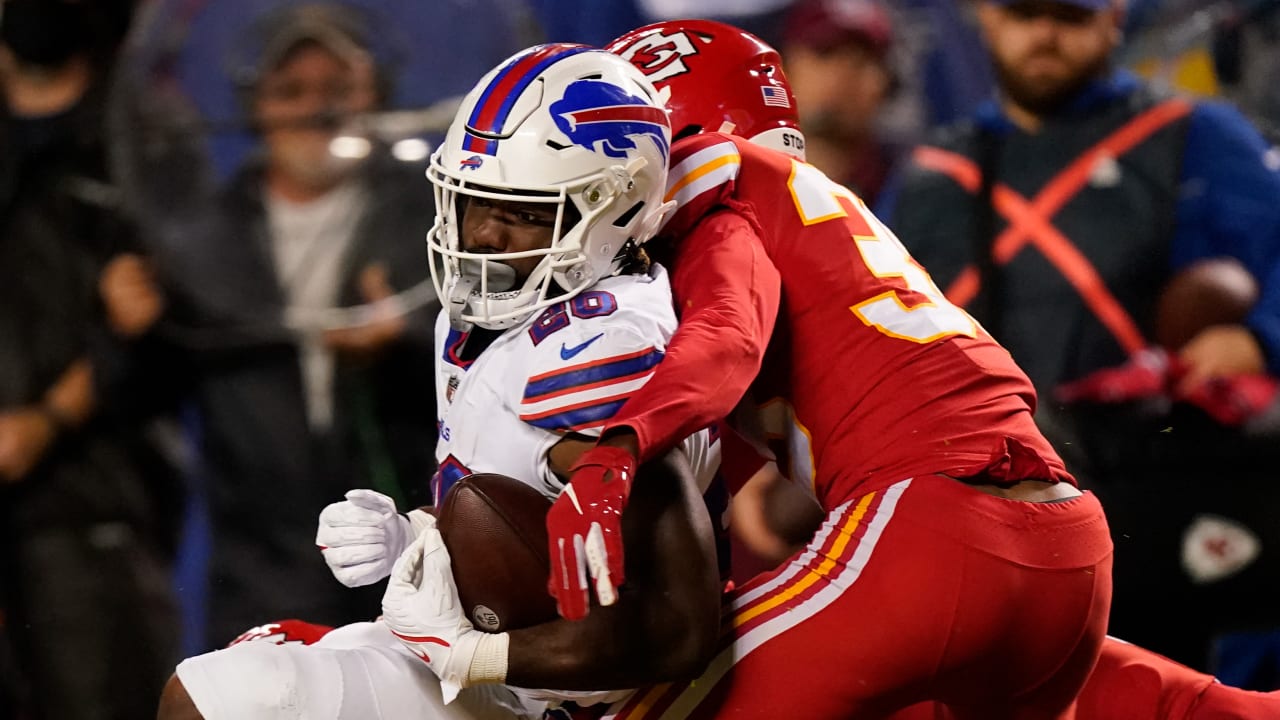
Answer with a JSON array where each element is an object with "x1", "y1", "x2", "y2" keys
[
  {"x1": 446, "y1": 271, "x2": 478, "y2": 330},
  {"x1": 447, "y1": 260, "x2": 521, "y2": 330}
]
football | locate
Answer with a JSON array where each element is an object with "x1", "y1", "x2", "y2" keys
[
  {"x1": 1154, "y1": 257, "x2": 1258, "y2": 351},
  {"x1": 436, "y1": 473, "x2": 558, "y2": 633}
]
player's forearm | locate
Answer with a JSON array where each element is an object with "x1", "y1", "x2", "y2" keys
[
  {"x1": 503, "y1": 603, "x2": 711, "y2": 690},
  {"x1": 602, "y1": 221, "x2": 780, "y2": 462},
  {"x1": 605, "y1": 305, "x2": 773, "y2": 464},
  {"x1": 729, "y1": 462, "x2": 824, "y2": 568}
]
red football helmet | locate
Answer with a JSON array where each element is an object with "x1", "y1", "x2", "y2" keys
[{"x1": 607, "y1": 20, "x2": 806, "y2": 160}]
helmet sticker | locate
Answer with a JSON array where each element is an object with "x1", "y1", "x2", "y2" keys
[
  {"x1": 550, "y1": 79, "x2": 670, "y2": 160},
  {"x1": 761, "y1": 86, "x2": 791, "y2": 108},
  {"x1": 614, "y1": 30, "x2": 700, "y2": 83}
]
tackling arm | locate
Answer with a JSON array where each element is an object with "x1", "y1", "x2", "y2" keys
[
  {"x1": 599, "y1": 211, "x2": 782, "y2": 463},
  {"x1": 545, "y1": 210, "x2": 781, "y2": 618}
]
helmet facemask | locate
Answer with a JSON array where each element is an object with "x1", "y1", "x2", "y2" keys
[
  {"x1": 426, "y1": 45, "x2": 675, "y2": 332},
  {"x1": 427, "y1": 147, "x2": 667, "y2": 331}
]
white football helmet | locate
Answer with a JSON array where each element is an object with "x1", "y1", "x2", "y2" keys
[{"x1": 427, "y1": 44, "x2": 675, "y2": 330}]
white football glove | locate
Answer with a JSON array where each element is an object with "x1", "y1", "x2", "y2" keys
[
  {"x1": 381, "y1": 527, "x2": 509, "y2": 704},
  {"x1": 317, "y1": 489, "x2": 434, "y2": 587}
]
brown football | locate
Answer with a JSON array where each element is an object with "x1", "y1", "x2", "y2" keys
[
  {"x1": 436, "y1": 473, "x2": 557, "y2": 633},
  {"x1": 1154, "y1": 257, "x2": 1258, "y2": 351}
]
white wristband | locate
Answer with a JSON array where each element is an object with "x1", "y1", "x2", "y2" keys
[{"x1": 467, "y1": 632, "x2": 510, "y2": 685}]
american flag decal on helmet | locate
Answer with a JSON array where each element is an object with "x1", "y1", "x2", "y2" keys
[{"x1": 761, "y1": 85, "x2": 791, "y2": 108}]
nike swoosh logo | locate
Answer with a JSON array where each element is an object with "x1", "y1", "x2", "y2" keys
[
  {"x1": 389, "y1": 630, "x2": 451, "y2": 663},
  {"x1": 560, "y1": 333, "x2": 605, "y2": 361}
]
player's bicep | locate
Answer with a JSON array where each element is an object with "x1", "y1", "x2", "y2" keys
[{"x1": 671, "y1": 212, "x2": 781, "y2": 352}]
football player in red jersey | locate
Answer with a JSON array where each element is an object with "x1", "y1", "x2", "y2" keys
[
  {"x1": 515, "y1": 19, "x2": 1110, "y2": 719},
  {"x1": 577, "y1": 20, "x2": 1275, "y2": 720}
]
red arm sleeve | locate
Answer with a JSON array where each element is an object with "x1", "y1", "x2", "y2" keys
[{"x1": 602, "y1": 210, "x2": 781, "y2": 462}]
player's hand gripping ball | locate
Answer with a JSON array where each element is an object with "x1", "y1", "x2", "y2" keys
[
  {"x1": 436, "y1": 473, "x2": 558, "y2": 632},
  {"x1": 545, "y1": 446, "x2": 636, "y2": 620}
]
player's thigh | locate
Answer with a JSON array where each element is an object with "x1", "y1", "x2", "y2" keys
[
  {"x1": 616, "y1": 478, "x2": 1109, "y2": 720},
  {"x1": 176, "y1": 622, "x2": 533, "y2": 720},
  {"x1": 609, "y1": 483, "x2": 960, "y2": 719},
  {"x1": 930, "y1": 503, "x2": 1111, "y2": 718}
]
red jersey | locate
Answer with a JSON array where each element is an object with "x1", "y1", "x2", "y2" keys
[{"x1": 608, "y1": 133, "x2": 1072, "y2": 508}]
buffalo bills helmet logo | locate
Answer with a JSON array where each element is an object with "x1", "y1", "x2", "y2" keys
[
  {"x1": 550, "y1": 80, "x2": 669, "y2": 161},
  {"x1": 459, "y1": 155, "x2": 484, "y2": 171}
]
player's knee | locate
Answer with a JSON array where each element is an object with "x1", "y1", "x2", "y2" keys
[{"x1": 157, "y1": 674, "x2": 203, "y2": 720}]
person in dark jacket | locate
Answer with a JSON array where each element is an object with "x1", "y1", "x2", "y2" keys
[
  {"x1": 0, "y1": 1, "x2": 180, "y2": 717},
  {"x1": 879, "y1": 0, "x2": 1280, "y2": 679},
  {"x1": 101, "y1": 3, "x2": 441, "y2": 650}
]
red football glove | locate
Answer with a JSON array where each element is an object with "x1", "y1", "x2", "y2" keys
[{"x1": 546, "y1": 445, "x2": 636, "y2": 620}]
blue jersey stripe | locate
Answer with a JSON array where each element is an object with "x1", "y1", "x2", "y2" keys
[
  {"x1": 523, "y1": 349, "x2": 663, "y2": 401},
  {"x1": 524, "y1": 398, "x2": 628, "y2": 432}
]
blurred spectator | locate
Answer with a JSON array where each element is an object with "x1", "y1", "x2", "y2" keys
[
  {"x1": 155, "y1": 0, "x2": 540, "y2": 182},
  {"x1": 0, "y1": 1, "x2": 180, "y2": 718},
  {"x1": 782, "y1": 0, "x2": 900, "y2": 204},
  {"x1": 102, "y1": 2, "x2": 440, "y2": 650},
  {"x1": 881, "y1": 0, "x2": 997, "y2": 127},
  {"x1": 880, "y1": 0, "x2": 1280, "y2": 678}
]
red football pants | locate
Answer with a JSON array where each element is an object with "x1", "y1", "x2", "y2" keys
[
  {"x1": 1076, "y1": 636, "x2": 1280, "y2": 720},
  {"x1": 606, "y1": 474, "x2": 1113, "y2": 719},
  {"x1": 894, "y1": 636, "x2": 1280, "y2": 720}
]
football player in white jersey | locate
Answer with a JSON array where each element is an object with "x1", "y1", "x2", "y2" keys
[{"x1": 158, "y1": 43, "x2": 723, "y2": 720}]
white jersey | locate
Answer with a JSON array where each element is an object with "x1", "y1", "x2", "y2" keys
[
  {"x1": 432, "y1": 265, "x2": 719, "y2": 503},
  {"x1": 177, "y1": 268, "x2": 721, "y2": 720}
]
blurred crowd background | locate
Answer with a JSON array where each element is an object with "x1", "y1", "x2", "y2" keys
[{"x1": 1, "y1": 0, "x2": 1278, "y2": 718}]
